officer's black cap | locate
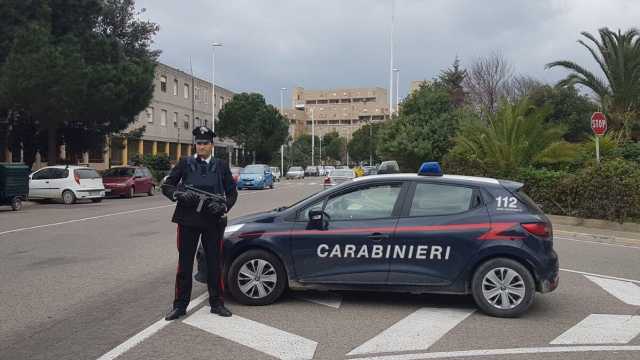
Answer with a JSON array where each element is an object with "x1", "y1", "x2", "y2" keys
[{"x1": 193, "y1": 126, "x2": 215, "y2": 142}]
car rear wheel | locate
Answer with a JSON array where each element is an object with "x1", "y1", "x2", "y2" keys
[
  {"x1": 126, "y1": 186, "x2": 134, "y2": 198},
  {"x1": 471, "y1": 258, "x2": 535, "y2": 318},
  {"x1": 10, "y1": 197, "x2": 22, "y2": 211},
  {"x1": 228, "y1": 250, "x2": 287, "y2": 306},
  {"x1": 62, "y1": 190, "x2": 76, "y2": 205}
]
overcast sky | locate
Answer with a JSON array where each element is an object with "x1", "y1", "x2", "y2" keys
[{"x1": 135, "y1": 0, "x2": 640, "y2": 107}]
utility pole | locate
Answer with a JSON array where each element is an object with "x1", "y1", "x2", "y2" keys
[{"x1": 280, "y1": 87, "x2": 287, "y2": 176}]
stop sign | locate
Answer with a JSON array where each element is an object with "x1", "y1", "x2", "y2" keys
[{"x1": 591, "y1": 112, "x2": 607, "y2": 136}]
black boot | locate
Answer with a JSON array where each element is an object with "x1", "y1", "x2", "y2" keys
[
  {"x1": 210, "y1": 304, "x2": 232, "y2": 317},
  {"x1": 165, "y1": 308, "x2": 186, "y2": 321}
]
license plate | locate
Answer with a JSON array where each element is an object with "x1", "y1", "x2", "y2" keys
[{"x1": 90, "y1": 191, "x2": 100, "y2": 196}]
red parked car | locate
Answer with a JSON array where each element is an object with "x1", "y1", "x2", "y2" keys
[{"x1": 102, "y1": 166, "x2": 155, "y2": 198}]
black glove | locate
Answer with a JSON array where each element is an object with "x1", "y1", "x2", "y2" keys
[
  {"x1": 174, "y1": 191, "x2": 199, "y2": 207},
  {"x1": 205, "y1": 199, "x2": 227, "y2": 217}
]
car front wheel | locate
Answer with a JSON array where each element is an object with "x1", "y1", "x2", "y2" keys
[
  {"x1": 228, "y1": 250, "x2": 287, "y2": 306},
  {"x1": 471, "y1": 258, "x2": 535, "y2": 318}
]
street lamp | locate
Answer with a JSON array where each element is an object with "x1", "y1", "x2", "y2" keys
[
  {"x1": 211, "y1": 42, "x2": 223, "y2": 135},
  {"x1": 280, "y1": 87, "x2": 287, "y2": 176},
  {"x1": 393, "y1": 68, "x2": 400, "y2": 114},
  {"x1": 389, "y1": 0, "x2": 395, "y2": 114},
  {"x1": 310, "y1": 107, "x2": 315, "y2": 167}
]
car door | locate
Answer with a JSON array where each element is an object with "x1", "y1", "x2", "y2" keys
[
  {"x1": 47, "y1": 168, "x2": 69, "y2": 198},
  {"x1": 133, "y1": 168, "x2": 146, "y2": 193},
  {"x1": 291, "y1": 181, "x2": 406, "y2": 284},
  {"x1": 29, "y1": 168, "x2": 51, "y2": 198},
  {"x1": 388, "y1": 181, "x2": 490, "y2": 286}
]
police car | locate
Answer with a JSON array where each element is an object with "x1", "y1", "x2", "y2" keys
[{"x1": 219, "y1": 162, "x2": 559, "y2": 317}]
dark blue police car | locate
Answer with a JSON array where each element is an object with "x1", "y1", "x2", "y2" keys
[{"x1": 214, "y1": 163, "x2": 559, "y2": 317}]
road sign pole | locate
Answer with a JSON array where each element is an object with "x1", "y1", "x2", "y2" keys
[{"x1": 595, "y1": 136, "x2": 600, "y2": 164}]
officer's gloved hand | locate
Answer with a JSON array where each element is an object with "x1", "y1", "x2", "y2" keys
[
  {"x1": 174, "y1": 191, "x2": 199, "y2": 207},
  {"x1": 205, "y1": 200, "x2": 227, "y2": 217}
]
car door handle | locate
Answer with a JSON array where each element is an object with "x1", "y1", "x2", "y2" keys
[{"x1": 367, "y1": 233, "x2": 388, "y2": 241}]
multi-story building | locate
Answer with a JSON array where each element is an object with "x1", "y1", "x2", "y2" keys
[
  {"x1": 285, "y1": 87, "x2": 390, "y2": 140},
  {"x1": 105, "y1": 62, "x2": 240, "y2": 169}
]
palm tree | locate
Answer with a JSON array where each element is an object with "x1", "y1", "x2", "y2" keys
[
  {"x1": 454, "y1": 99, "x2": 565, "y2": 177},
  {"x1": 546, "y1": 28, "x2": 640, "y2": 132}
]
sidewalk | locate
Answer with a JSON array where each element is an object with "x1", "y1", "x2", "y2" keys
[{"x1": 550, "y1": 215, "x2": 640, "y2": 247}]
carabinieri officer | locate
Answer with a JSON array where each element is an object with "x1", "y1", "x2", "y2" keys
[{"x1": 162, "y1": 126, "x2": 238, "y2": 320}]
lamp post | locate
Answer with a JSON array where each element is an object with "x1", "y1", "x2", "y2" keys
[
  {"x1": 280, "y1": 87, "x2": 287, "y2": 177},
  {"x1": 393, "y1": 68, "x2": 400, "y2": 114},
  {"x1": 211, "y1": 42, "x2": 223, "y2": 134},
  {"x1": 310, "y1": 107, "x2": 315, "y2": 167},
  {"x1": 389, "y1": 0, "x2": 395, "y2": 114}
]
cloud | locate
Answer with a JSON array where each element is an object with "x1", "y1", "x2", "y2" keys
[{"x1": 136, "y1": 0, "x2": 640, "y2": 105}]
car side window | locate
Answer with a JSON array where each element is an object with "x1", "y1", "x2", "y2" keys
[
  {"x1": 134, "y1": 169, "x2": 143, "y2": 177},
  {"x1": 324, "y1": 184, "x2": 402, "y2": 221},
  {"x1": 297, "y1": 199, "x2": 325, "y2": 221},
  {"x1": 50, "y1": 169, "x2": 68, "y2": 179},
  {"x1": 409, "y1": 183, "x2": 475, "y2": 217},
  {"x1": 32, "y1": 169, "x2": 50, "y2": 180}
]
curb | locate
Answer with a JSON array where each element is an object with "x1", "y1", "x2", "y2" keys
[{"x1": 548, "y1": 215, "x2": 640, "y2": 233}]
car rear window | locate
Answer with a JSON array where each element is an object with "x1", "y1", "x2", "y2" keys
[
  {"x1": 410, "y1": 183, "x2": 475, "y2": 216},
  {"x1": 515, "y1": 190, "x2": 544, "y2": 215},
  {"x1": 75, "y1": 169, "x2": 101, "y2": 179},
  {"x1": 103, "y1": 168, "x2": 135, "y2": 177}
]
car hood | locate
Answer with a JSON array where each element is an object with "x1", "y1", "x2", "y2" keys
[
  {"x1": 239, "y1": 173, "x2": 264, "y2": 180},
  {"x1": 229, "y1": 210, "x2": 277, "y2": 225}
]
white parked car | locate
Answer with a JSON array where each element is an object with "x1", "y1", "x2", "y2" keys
[
  {"x1": 323, "y1": 168, "x2": 355, "y2": 188},
  {"x1": 29, "y1": 165, "x2": 105, "y2": 204},
  {"x1": 286, "y1": 166, "x2": 305, "y2": 180},
  {"x1": 270, "y1": 167, "x2": 281, "y2": 182}
]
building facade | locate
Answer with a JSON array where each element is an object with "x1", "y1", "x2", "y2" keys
[
  {"x1": 285, "y1": 87, "x2": 390, "y2": 141},
  {"x1": 106, "y1": 62, "x2": 239, "y2": 169}
]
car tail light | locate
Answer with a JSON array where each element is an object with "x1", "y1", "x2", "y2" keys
[
  {"x1": 74, "y1": 172, "x2": 81, "y2": 185},
  {"x1": 521, "y1": 222, "x2": 551, "y2": 238}
]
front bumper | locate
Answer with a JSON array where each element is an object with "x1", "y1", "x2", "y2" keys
[
  {"x1": 104, "y1": 185, "x2": 130, "y2": 196},
  {"x1": 237, "y1": 180, "x2": 265, "y2": 189}
]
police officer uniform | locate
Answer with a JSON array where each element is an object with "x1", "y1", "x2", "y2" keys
[{"x1": 162, "y1": 126, "x2": 238, "y2": 320}]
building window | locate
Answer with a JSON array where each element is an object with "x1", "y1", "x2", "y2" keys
[
  {"x1": 160, "y1": 109, "x2": 167, "y2": 126},
  {"x1": 160, "y1": 75, "x2": 167, "y2": 92},
  {"x1": 219, "y1": 96, "x2": 224, "y2": 108},
  {"x1": 203, "y1": 89, "x2": 208, "y2": 104},
  {"x1": 341, "y1": 98, "x2": 351, "y2": 103},
  {"x1": 195, "y1": 86, "x2": 200, "y2": 101},
  {"x1": 204, "y1": 119, "x2": 208, "y2": 127},
  {"x1": 173, "y1": 79, "x2": 178, "y2": 96},
  {"x1": 146, "y1": 107, "x2": 153, "y2": 123},
  {"x1": 306, "y1": 100, "x2": 317, "y2": 105},
  {"x1": 184, "y1": 114, "x2": 190, "y2": 129},
  {"x1": 184, "y1": 84, "x2": 189, "y2": 99},
  {"x1": 173, "y1": 112, "x2": 178, "y2": 128},
  {"x1": 317, "y1": 99, "x2": 328, "y2": 104}
]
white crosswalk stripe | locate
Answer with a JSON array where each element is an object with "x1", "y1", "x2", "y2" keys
[
  {"x1": 183, "y1": 306, "x2": 318, "y2": 360},
  {"x1": 550, "y1": 314, "x2": 640, "y2": 344},
  {"x1": 347, "y1": 308, "x2": 475, "y2": 356},
  {"x1": 585, "y1": 275, "x2": 640, "y2": 306}
]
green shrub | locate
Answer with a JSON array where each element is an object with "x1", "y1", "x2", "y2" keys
[{"x1": 130, "y1": 154, "x2": 172, "y2": 183}]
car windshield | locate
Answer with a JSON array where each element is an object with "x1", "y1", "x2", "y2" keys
[
  {"x1": 103, "y1": 168, "x2": 135, "y2": 177},
  {"x1": 242, "y1": 165, "x2": 265, "y2": 174},
  {"x1": 331, "y1": 169, "x2": 354, "y2": 177}
]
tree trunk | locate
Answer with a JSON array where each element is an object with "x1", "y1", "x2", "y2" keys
[
  {"x1": 47, "y1": 125, "x2": 58, "y2": 165},
  {"x1": 0, "y1": 110, "x2": 9, "y2": 162}
]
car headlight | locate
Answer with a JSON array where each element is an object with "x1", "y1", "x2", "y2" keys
[
  {"x1": 257, "y1": 176, "x2": 263, "y2": 181},
  {"x1": 224, "y1": 224, "x2": 245, "y2": 237}
]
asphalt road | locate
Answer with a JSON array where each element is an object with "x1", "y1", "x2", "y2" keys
[{"x1": 0, "y1": 178, "x2": 639, "y2": 360}]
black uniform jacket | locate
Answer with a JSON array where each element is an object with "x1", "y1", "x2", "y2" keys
[{"x1": 162, "y1": 156, "x2": 238, "y2": 229}]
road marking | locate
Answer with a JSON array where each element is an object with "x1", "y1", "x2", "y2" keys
[
  {"x1": 550, "y1": 314, "x2": 640, "y2": 344},
  {"x1": 183, "y1": 306, "x2": 317, "y2": 360},
  {"x1": 347, "y1": 308, "x2": 475, "y2": 356},
  {"x1": 295, "y1": 291, "x2": 342, "y2": 309},
  {"x1": 585, "y1": 275, "x2": 640, "y2": 306},
  {"x1": 96, "y1": 292, "x2": 208, "y2": 360},
  {"x1": 348, "y1": 345, "x2": 640, "y2": 360},
  {"x1": 556, "y1": 236, "x2": 640, "y2": 250},
  {"x1": 0, "y1": 204, "x2": 176, "y2": 237},
  {"x1": 560, "y1": 268, "x2": 640, "y2": 284}
]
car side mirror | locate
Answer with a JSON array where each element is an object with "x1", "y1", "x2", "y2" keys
[{"x1": 309, "y1": 209, "x2": 324, "y2": 222}]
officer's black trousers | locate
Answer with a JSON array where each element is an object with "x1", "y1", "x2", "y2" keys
[{"x1": 174, "y1": 224, "x2": 224, "y2": 310}]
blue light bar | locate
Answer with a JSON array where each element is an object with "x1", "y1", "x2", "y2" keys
[{"x1": 418, "y1": 162, "x2": 443, "y2": 176}]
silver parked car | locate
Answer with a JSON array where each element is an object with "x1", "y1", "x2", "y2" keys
[
  {"x1": 323, "y1": 168, "x2": 355, "y2": 188},
  {"x1": 286, "y1": 166, "x2": 305, "y2": 180}
]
